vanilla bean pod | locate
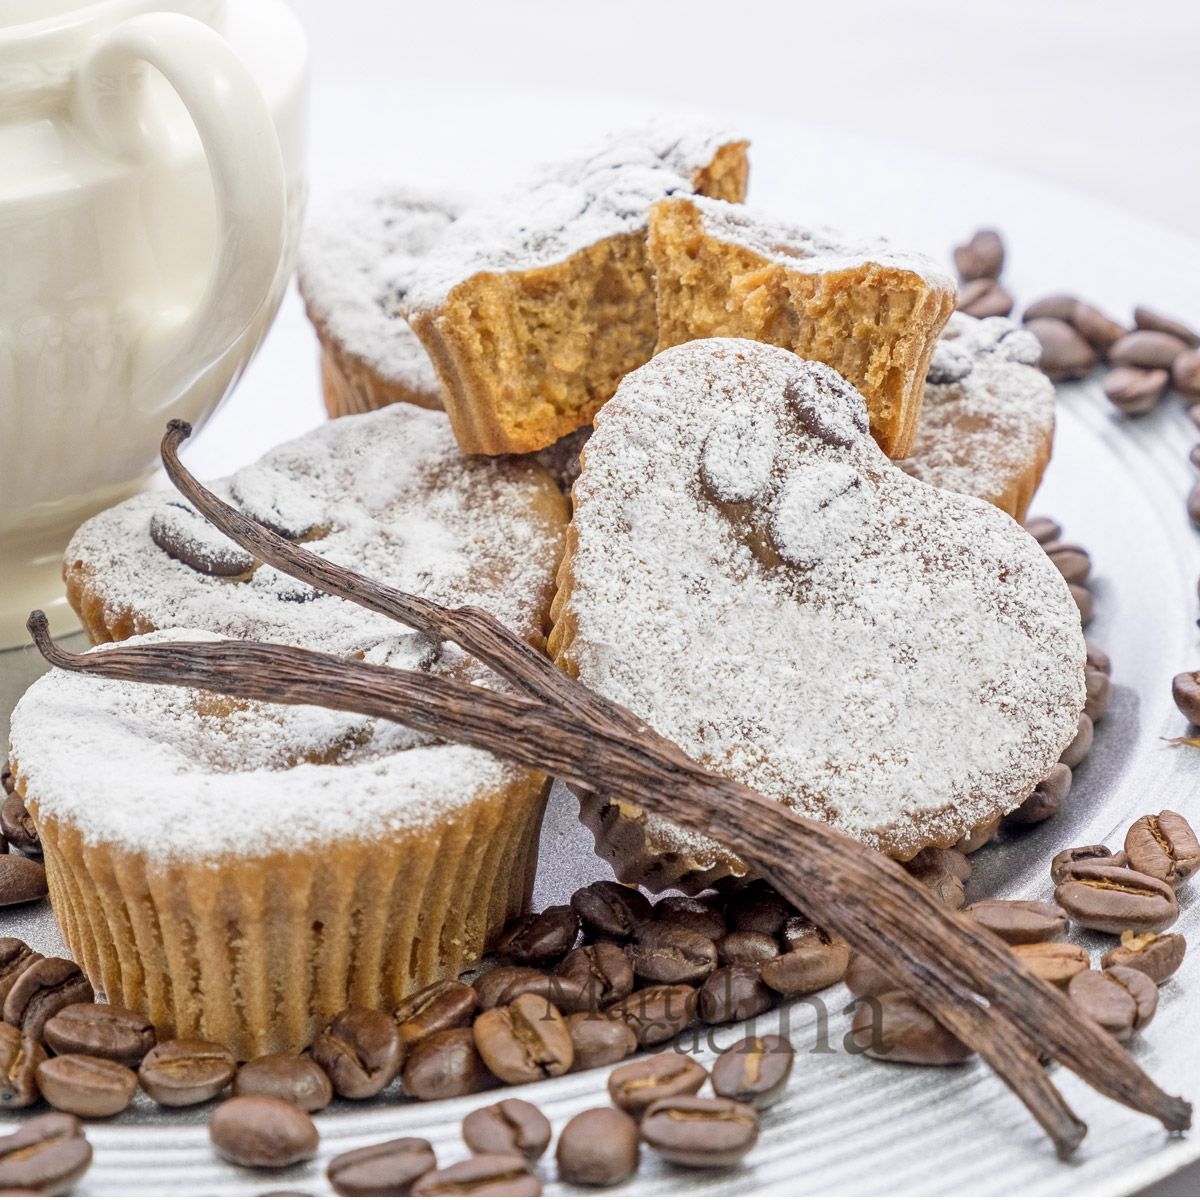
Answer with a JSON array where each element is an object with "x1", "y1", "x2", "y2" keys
[{"x1": 29, "y1": 617, "x2": 1190, "y2": 1153}]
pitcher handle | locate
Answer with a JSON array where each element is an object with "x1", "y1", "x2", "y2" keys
[{"x1": 75, "y1": 12, "x2": 287, "y2": 414}]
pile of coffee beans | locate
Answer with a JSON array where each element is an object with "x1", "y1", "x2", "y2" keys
[{"x1": 952, "y1": 230, "x2": 1013, "y2": 319}]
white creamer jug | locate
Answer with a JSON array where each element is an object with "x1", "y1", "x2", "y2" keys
[{"x1": 0, "y1": 0, "x2": 308, "y2": 646}]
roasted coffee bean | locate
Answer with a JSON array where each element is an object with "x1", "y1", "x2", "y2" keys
[
  {"x1": 762, "y1": 919, "x2": 849, "y2": 993},
  {"x1": 710, "y1": 1034, "x2": 794, "y2": 1111},
  {"x1": 0, "y1": 856, "x2": 47, "y2": 907},
  {"x1": 557, "y1": 943, "x2": 633, "y2": 1012},
  {"x1": 1067, "y1": 967, "x2": 1158, "y2": 1040},
  {"x1": 612, "y1": 985, "x2": 697, "y2": 1047},
  {"x1": 652, "y1": 895, "x2": 726, "y2": 942},
  {"x1": 234, "y1": 1054, "x2": 332, "y2": 1113},
  {"x1": 394, "y1": 980, "x2": 477, "y2": 1048},
  {"x1": 1109, "y1": 329, "x2": 1190, "y2": 370},
  {"x1": 1051, "y1": 843, "x2": 1122, "y2": 884},
  {"x1": 1188, "y1": 480, "x2": 1200, "y2": 532},
  {"x1": 1101, "y1": 931, "x2": 1187, "y2": 983},
  {"x1": 1174, "y1": 670, "x2": 1200, "y2": 724},
  {"x1": 1084, "y1": 669, "x2": 1112, "y2": 722},
  {"x1": 2, "y1": 957, "x2": 92, "y2": 1040},
  {"x1": 327, "y1": 1137, "x2": 436, "y2": 1197},
  {"x1": 400, "y1": 1027, "x2": 496, "y2": 1100},
  {"x1": 570, "y1": 881, "x2": 651, "y2": 942},
  {"x1": 35, "y1": 1054, "x2": 136, "y2": 1118},
  {"x1": 953, "y1": 230, "x2": 1004, "y2": 282},
  {"x1": 1004, "y1": 763, "x2": 1072, "y2": 829},
  {"x1": 641, "y1": 1095, "x2": 761, "y2": 1168},
  {"x1": 956, "y1": 816, "x2": 1000, "y2": 855},
  {"x1": 1023, "y1": 515, "x2": 1062, "y2": 544},
  {"x1": 311, "y1": 1008, "x2": 403, "y2": 1099},
  {"x1": 1054, "y1": 863, "x2": 1179, "y2": 934},
  {"x1": 565, "y1": 1011, "x2": 637, "y2": 1070},
  {"x1": 1060, "y1": 712, "x2": 1094, "y2": 768},
  {"x1": 852, "y1": 992, "x2": 972, "y2": 1065},
  {"x1": 724, "y1": 880, "x2": 794, "y2": 937},
  {"x1": 556, "y1": 1106, "x2": 639, "y2": 1187},
  {"x1": 1072, "y1": 302, "x2": 1127, "y2": 354},
  {"x1": 495, "y1": 906, "x2": 579, "y2": 966},
  {"x1": 473, "y1": 966, "x2": 553, "y2": 1011},
  {"x1": 1024, "y1": 295, "x2": 1078, "y2": 323},
  {"x1": 138, "y1": 1038, "x2": 236, "y2": 1106},
  {"x1": 1087, "y1": 643, "x2": 1112, "y2": 675},
  {"x1": 43, "y1": 1002, "x2": 155, "y2": 1067},
  {"x1": 0, "y1": 1112, "x2": 91, "y2": 1195},
  {"x1": 0, "y1": 941, "x2": 42, "y2": 1010},
  {"x1": 473, "y1": 994, "x2": 573, "y2": 1085},
  {"x1": 1134, "y1": 305, "x2": 1200, "y2": 348},
  {"x1": 698, "y1": 965, "x2": 775, "y2": 1024},
  {"x1": 1173, "y1": 349, "x2": 1200, "y2": 398},
  {"x1": 0, "y1": 793, "x2": 39, "y2": 856},
  {"x1": 629, "y1": 924, "x2": 716, "y2": 986},
  {"x1": 716, "y1": 930, "x2": 780, "y2": 966},
  {"x1": 462, "y1": 1098, "x2": 551, "y2": 1162},
  {"x1": 957, "y1": 278, "x2": 1013, "y2": 319},
  {"x1": 1011, "y1": 941, "x2": 1090, "y2": 987},
  {"x1": 844, "y1": 953, "x2": 894, "y2": 998},
  {"x1": 608, "y1": 1051, "x2": 707, "y2": 1117},
  {"x1": 209, "y1": 1096, "x2": 318, "y2": 1168},
  {"x1": 962, "y1": 899, "x2": 1068, "y2": 945},
  {"x1": 1071, "y1": 583, "x2": 1093, "y2": 626},
  {"x1": 904, "y1": 845, "x2": 971, "y2": 906},
  {"x1": 1025, "y1": 317, "x2": 1095, "y2": 381},
  {"x1": 0, "y1": 762, "x2": 11, "y2": 794},
  {"x1": 1042, "y1": 541, "x2": 1091, "y2": 586},
  {"x1": 1103, "y1": 366, "x2": 1168, "y2": 414},
  {"x1": 1125, "y1": 810, "x2": 1200, "y2": 887},
  {"x1": 1191, "y1": 443, "x2": 1200, "y2": 470},
  {"x1": 412, "y1": 1154, "x2": 541, "y2": 1197},
  {"x1": 0, "y1": 1022, "x2": 45, "y2": 1108}
]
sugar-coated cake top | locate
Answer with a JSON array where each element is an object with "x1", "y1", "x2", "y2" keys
[
  {"x1": 900, "y1": 312, "x2": 1055, "y2": 501},
  {"x1": 297, "y1": 185, "x2": 463, "y2": 389},
  {"x1": 402, "y1": 120, "x2": 746, "y2": 311},
  {"x1": 558, "y1": 338, "x2": 1085, "y2": 859}
]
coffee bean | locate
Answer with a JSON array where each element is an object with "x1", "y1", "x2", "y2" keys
[
  {"x1": 1103, "y1": 366, "x2": 1168, "y2": 414},
  {"x1": 1101, "y1": 931, "x2": 1187, "y2": 984},
  {"x1": 612, "y1": 985, "x2": 697, "y2": 1047},
  {"x1": 473, "y1": 966, "x2": 553, "y2": 1011},
  {"x1": 570, "y1": 881, "x2": 651, "y2": 942},
  {"x1": 209, "y1": 1096, "x2": 318, "y2": 1168},
  {"x1": 1023, "y1": 516, "x2": 1062, "y2": 544},
  {"x1": 1071, "y1": 583, "x2": 1093, "y2": 626},
  {"x1": 1072, "y1": 303, "x2": 1128, "y2": 354},
  {"x1": 0, "y1": 1112, "x2": 91, "y2": 1195},
  {"x1": 844, "y1": 953, "x2": 894, "y2": 997},
  {"x1": 1025, "y1": 317, "x2": 1096, "y2": 381},
  {"x1": 962, "y1": 899, "x2": 1068, "y2": 945},
  {"x1": 852, "y1": 992, "x2": 972, "y2": 1065},
  {"x1": 1109, "y1": 329, "x2": 1190, "y2": 370},
  {"x1": 1178, "y1": 671, "x2": 1200, "y2": 724},
  {"x1": 1011, "y1": 941, "x2": 1090, "y2": 987},
  {"x1": 234, "y1": 1054, "x2": 332, "y2": 1113},
  {"x1": 1191, "y1": 443, "x2": 1200, "y2": 470},
  {"x1": 716, "y1": 930, "x2": 779, "y2": 966},
  {"x1": 43, "y1": 1002, "x2": 155, "y2": 1068},
  {"x1": 0, "y1": 856, "x2": 47, "y2": 907},
  {"x1": 957, "y1": 278, "x2": 1013, "y2": 319},
  {"x1": 1054, "y1": 863, "x2": 1179, "y2": 934},
  {"x1": 2, "y1": 957, "x2": 92, "y2": 1040},
  {"x1": 394, "y1": 981, "x2": 477, "y2": 1046},
  {"x1": 494, "y1": 906, "x2": 579, "y2": 966},
  {"x1": 1060, "y1": 713, "x2": 1094, "y2": 768},
  {"x1": 1134, "y1": 305, "x2": 1200, "y2": 348},
  {"x1": 35, "y1": 1054, "x2": 136, "y2": 1118},
  {"x1": 1042, "y1": 541, "x2": 1091, "y2": 586},
  {"x1": 150, "y1": 500, "x2": 256, "y2": 576},
  {"x1": 400, "y1": 1027, "x2": 496, "y2": 1100},
  {"x1": 1024, "y1": 295, "x2": 1078, "y2": 322},
  {"x1": 0, "y1": 762, "x2": 11, "y2": 794},
  {"x1": 1173, "y1": 349, "x2": 1200, "y2": 397},
  {"x1": 327, "y1": 1137, "x2": 436, "y2": 1197},
  {"x1": 473, "y1": 994, "x2": 573, "y2": 1085},
  {"x1": 1124, "y1": 810, "x2": 1200, "y2": 887},
  {"x1": 641, "y1": 1095, "x2": 760, "y2": 1168},
  {"x1": 0, "y1": 793, "x2": 39, "y2": 857},
  {"x1": 1067, "y1": 967, "x2": 1158, "y2": 1040},
  {"x1": 1004, "y1": 763, "x2": 1072, "y2": 828},
  {"x1": 607, "y1": 1050, "x2": 706, "y2": 1117},
  {"x1": 1084, "y1": 669, "x2": 1112, "y2": 722},
  {"x1": 1051, "y1": 843, "x2": 1122, "y2": 884},
  {"x1": 0, "y1": 942, "x2": 42, "y2": 1011},
  {"x1": 956, "y1": 816, "x2": 1000, "y2": 855},
  {"x1": 462, "y1": 1098, "x2": 550, "y2": 1162},
  {"x1": 311, "y1": 1008, "x2": 402, "y2": 1099},
  {"x1": 710, "y1": 1034, "x2": 794, "y2": 1111},
  {"x1": 652, "y1": 895, "x2": 726, "y2": 942},
  {"x1": 629, "y1": 924, "x2": 716, "y2": 986},
  {"x1": 557, "y1": 943, "x2": 633, "y2": 1012},
  {"x1": 724, "y1": 880, "x2": 794, "y2": 937},
  {"x1": 0, "y1": 1022, "x2": 45, "y2": 1108},
  {"x1": 138, "y1": 1038, "x2": 236, "y2": 1106},
  {"x1": 565, "y1": 1012, "x2": 637, "y2": 1070},
  {"x1": 953, "y1": 230, "x2": 1005, "y2": 282},
  {"x1": 762, "y1": 920, "x2": 849, "y2": 994},
  {"x1": 556, "y1": 1107, "x2": 639, "y2": 1187},
  {"x1": 412, "y1": 1155, "x2": 541, "y2": 1197},
  {"x1": 1189, "y1": 481, "x2": 1200, "y2": 532},
  {"x1": 1087, "y1": 643, "x2": 1112, "y2": 675},
  {"x1": 904, "y1": 845, "x2": 971, "y2": 905},
  {"x1": 698, "y1": 964, "x2": 775, "y2": 1024}
]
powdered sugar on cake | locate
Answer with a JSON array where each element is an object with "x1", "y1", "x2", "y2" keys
[{"x1": 558, "y1": 339, "x2": 1085, "y2": 861}]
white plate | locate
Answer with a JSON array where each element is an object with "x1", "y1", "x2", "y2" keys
[{"x1": 1, "y1": 87, "x2": 1198, "y2": 1195}]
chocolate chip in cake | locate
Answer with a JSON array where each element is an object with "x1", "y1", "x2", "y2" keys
[{"x1": 149, "y1": 500, "x2": 257, "y2": 576}]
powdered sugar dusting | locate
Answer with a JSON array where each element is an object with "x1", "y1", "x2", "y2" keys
[{"x1": 560, "y1": 338, "x2": 1085, "y2": 860}]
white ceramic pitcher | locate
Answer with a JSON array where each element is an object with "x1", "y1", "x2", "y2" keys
[{"x1": 0, "y1": 0, "x2": 308, "y2": 647}]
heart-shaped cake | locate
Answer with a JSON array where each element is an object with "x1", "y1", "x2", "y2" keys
[{"x1": 549, "y1": 338, "x2": 1086, "y2": 888}]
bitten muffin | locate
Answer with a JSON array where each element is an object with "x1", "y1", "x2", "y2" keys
[
  {"x1": 10, "y1": 405, "x2": 568, "y2": 1058},
  {"x1": 549, "y1": 339, "x2": 1085, "y2": 891},
  {"x1": 400, "y1": 121, "x2": 750, "y2": 456},
  {"x1": 647, "y1": 195, "x2": 956, "y2": 459}
]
